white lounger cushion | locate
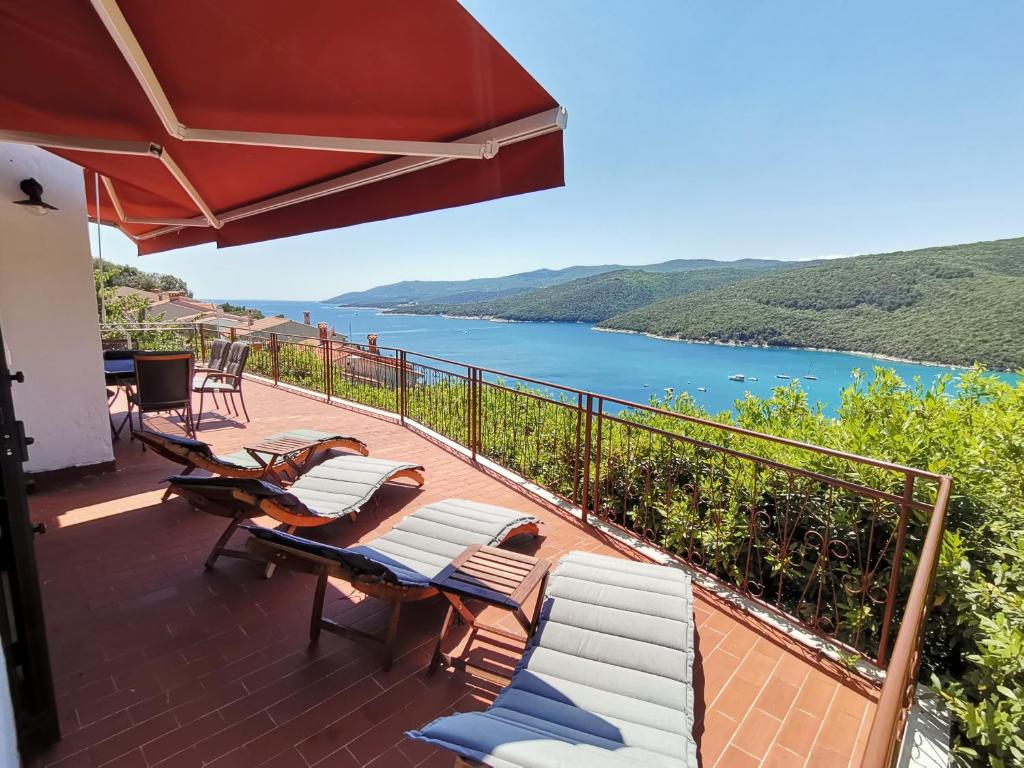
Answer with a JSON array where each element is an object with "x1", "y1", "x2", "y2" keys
[
  {"x1": 245, "y1": 498, "x2": 538, "y2": 588},
  {"x1": 286, "y1": 455, "x2": 421, "y2": 519},
  {"x1": 407, "y1": 551, "x2": 698, "y2": 767},
  {"x1": 348, "y1": 499, "x2": 537, "y2": 586}
]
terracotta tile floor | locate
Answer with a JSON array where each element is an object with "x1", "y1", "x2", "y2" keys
[{"x1": 27, "y1": 381, "x2": 878, "y2": 768}]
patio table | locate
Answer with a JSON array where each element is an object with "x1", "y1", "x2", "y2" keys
[
  {"x1": 103, "y1": 359, "x2": 135, "y2": 377},
  {"x1": 427, "y1": 544, "x2": 550, "y2": 683},
  {"x1": 242, "y1": 434, "x2": 329, "y2": 483},
  {"x1": 104, "y1": 357, "x2": 137, "y2": 439}
]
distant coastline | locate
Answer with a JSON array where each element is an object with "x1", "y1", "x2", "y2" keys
[
  {"x1": 592, "y1": 327, "x2": 969, "y2": 370},
  {"x1": 341, "y1": 304, "x2": 975, "y2": 370}
]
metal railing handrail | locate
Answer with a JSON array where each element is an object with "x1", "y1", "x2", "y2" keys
[
  {"x1": 391, "y1": 348, "x2": 947, "y2": 482},
  {"x1": 861, "y1": 475, "x2": 951, "y2": 767},
  {"x1": 106, "y1": 318, "x2": 948, "y2": 489}
]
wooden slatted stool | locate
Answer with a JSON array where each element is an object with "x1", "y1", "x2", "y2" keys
[{"x1": 427, "y1": 544, "x2": 550, "y2": 682}]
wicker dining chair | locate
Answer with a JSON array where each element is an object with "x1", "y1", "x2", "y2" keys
[
  {"x1": 197, "y1": 338, "x2": 230, "y2": 374},
  {"x1": 193, "y1": 341, "x2": 250, "y2": 429},
  {"x1": 128, "y1": 352, "x2": 195, "y2": 438},
  {"x1": 194, "y1": 337, "x2": 231, "y2": 408}
]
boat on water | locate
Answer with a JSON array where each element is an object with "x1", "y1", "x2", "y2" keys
[
  {"x1": 776, "y1": 373, "x2": 790, "y2": 379},
  {"x1": 697, "y1": 387, "x2": 707, "y2": 392},
  {"x1": 748, "y1": 376, "x2": 759, "y2": 381},
  {"x1": 804, "y1": 374, "x2": 818, "y2": 380},
  {"x1": 728, "y1": 374, "x2": 745, "y2": 382}
]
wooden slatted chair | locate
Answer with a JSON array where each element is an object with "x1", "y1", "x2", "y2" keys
[
  {"x1": 243, "y1": 499, "x2": 540, "y2": 669},
  {"x1": 165, "y1": 454, "x2": 427, "y2": 571},
  {"x1": 135, "y1": 428, "x2": 368, "y2": 500}
]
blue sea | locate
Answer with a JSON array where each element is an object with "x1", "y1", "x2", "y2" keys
[{"x1": 208, "y1": 299, "x2": 1016, "y2": 415}]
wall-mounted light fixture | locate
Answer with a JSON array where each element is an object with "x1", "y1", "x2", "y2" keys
[{"x1": 13, "y1": 178, "x2": 58, "y2": 215}]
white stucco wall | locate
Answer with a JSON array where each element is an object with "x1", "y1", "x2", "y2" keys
[{"x1": 0, "y1": 143, "x2": 113, "y2": 473}]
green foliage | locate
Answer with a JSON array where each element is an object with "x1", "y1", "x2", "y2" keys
[
  {"x1": 218, "y1": 302, "x2": 265, "y2": 319},
  {"x1": 93, "y1": 258, "x2": 190, "y2": 295},
  {"x1": 95, "y1": 265, "x2": 200, "y2": 350},
  {"x1": 659, "y1": 371, "x2": 1024, "y2": 765},
  {"x1": 329, "y1": 257, "x2": 787, "y2": 306},
  {"x1": 600, "y1": 237, "x2": 1024, "y2": 369},
  {"x1": 398, "y1": 266, "x2": 788, "y2": 322}
]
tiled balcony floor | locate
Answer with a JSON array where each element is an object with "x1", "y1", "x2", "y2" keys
[{"x1": 27, "y1": 381, "x2": 878, "y2": 768}]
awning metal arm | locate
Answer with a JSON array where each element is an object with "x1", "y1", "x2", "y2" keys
[
  {"x1": 0, "y1": 130, "x2": 155, "y2": 156},
  {"x1": 152, "y1": 148, "x2": 222, "y2": 228},
  {"x1": 135, "y1": 106, "x2": 567, "y2": 241},
  {"x1": 100, "y1": 175, "x2": 211, "y2": 228},
  {"x1": 89, "y1": 0, "x2": 500, "y2": 160},
  {"x1": 0, "y1": 129, "x2": 221, "y2": 229},
  {"x1": 178, "y1": 127, "x2": 499, "y2": 159}
]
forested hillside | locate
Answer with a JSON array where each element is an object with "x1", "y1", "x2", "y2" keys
[
  {"x1": 93, "y1": 258, "x2": 190, "y2": 296},
  {"x1": 600, "y1": 238, "x2": 1024, "y2": 369},
  {"x1": 325, "y1": 258, "x2": 787, "y2": 307},
  {"x1": 392, "y1": 266, "x2": 787, "y2": 322}
]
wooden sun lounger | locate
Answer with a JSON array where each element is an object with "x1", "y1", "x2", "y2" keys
[
  {"x1": 243, "y1": 499, "x2": 540, "y2": 669},
  {"x1": 135, "y1": 428, "x2": 369, "y2": 499},
  {"x1": 165, "y1": 455, "x2": 426, "y2": 569},
  {"x1": 407, "y1": 551, "x2": 697, "y2": 767}
]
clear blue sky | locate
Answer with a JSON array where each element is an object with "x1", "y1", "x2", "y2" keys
[{"x1": 94, "y1": 0, "x2": 1024, "y2": 300}]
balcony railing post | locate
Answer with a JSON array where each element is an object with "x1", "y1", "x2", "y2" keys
[
  {"x1": 323, "y1": 339, "x2": 333, "y2": 400},
  {"x1": 862, "y1": 476, "x2": 951, "y2": 768},
  {"x1": 474, "y1": 368, "x2": 483, "y2": 457},
  {"x1": 270, "y1": 333, "x2": 280, "y2": 384},
  {"x1": 398, "y1": 350, "x2": 407, "y2": 425},
  {"x1": 229, "y1": 326, "x2": 237, "y2": 343},
  {"x1": 580, "y1": 393, "x2": 594, "y2": 525},
  {"x1": 468, "y1": 366, "x2": 477, "y2": 460},
  {"x1": 198, "y1": 323, "x2": 207, "y2": 360},
  {"x1": 877, "y1": 474, "x2": 916, "y2": 666},
  {"x1": 592, "y1": 397, "x2": 604, "y2": 519}
]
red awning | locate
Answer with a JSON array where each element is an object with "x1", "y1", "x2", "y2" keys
[{"x1": 0, "y1": 1, "x2": 566, "y2": 254}]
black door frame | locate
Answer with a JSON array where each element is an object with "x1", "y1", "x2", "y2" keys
[{"x1": 0, "y1": 318, "x2": 60, "y2": 753}]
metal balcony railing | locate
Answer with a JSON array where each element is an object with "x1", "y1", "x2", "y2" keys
[{"x1": 105, "y1": 321, "x2": 951, "y2": 767}]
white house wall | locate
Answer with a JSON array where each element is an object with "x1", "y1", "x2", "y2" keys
[{"x1": 0, "y1": 143, "x2": 113, "y2": 473}]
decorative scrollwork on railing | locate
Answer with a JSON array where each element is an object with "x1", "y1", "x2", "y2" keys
[{"x1": 219, "y1": 329, "x2": 943, "y2": 675}]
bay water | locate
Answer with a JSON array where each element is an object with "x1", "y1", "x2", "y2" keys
[{"x1": 209, "y1": 300, "x2": 1014, "y2": 415}]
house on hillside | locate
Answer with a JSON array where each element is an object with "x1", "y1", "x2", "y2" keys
[
  {"x1": 111, "y1": 286, "x2": 161, "y2": 302},
  {"x1": 335, "y1": 334, "x2": 422, "y2": 387},
  {"x1": 236, "y1": 315, "x2": 346, "y2": 343}
]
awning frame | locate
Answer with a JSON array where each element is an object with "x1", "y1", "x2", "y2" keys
[
  {"x1": 90, "y1": 0, "x2": 503, "y2": 161},
  {"x1": 0, "y1": 104, "x2": 567, "y2": 241},
  {"x1": 3, "y1": 0, "x2": 568, "y2": 246}
]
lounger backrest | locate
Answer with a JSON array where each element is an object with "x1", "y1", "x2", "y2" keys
[
  {"x1": 245, "y1": 525, "x2": 394, "y2": 582},
  {"x1": 207, "y1": 339, "x2": 230, "y2": 371},
  {"x1": 244, "y1": 499, "x2": 537, "y2": 588},
  {"x1": 139, "y1": 431, "x2": 215, "y2": 459},
  {"x1": 224, "y1": 342, "x2": 250, "y2": 378},
  {"x1": 167, "y1": 474, "x2": 311, "y2": 514}
]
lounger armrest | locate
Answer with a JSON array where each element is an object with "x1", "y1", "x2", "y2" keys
[
  {"x1": 165, "y1": 474, "x2": 289, "y2": 495},
  {"x1": 136, "y1": 430, "x2": 215, "y2": 458},
  {"x1": 170, "y1": 472, "x2": 313, "y2": 507},
  {"x1": 243, "y1": 525, "x2": 397, "y2": 583}
]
